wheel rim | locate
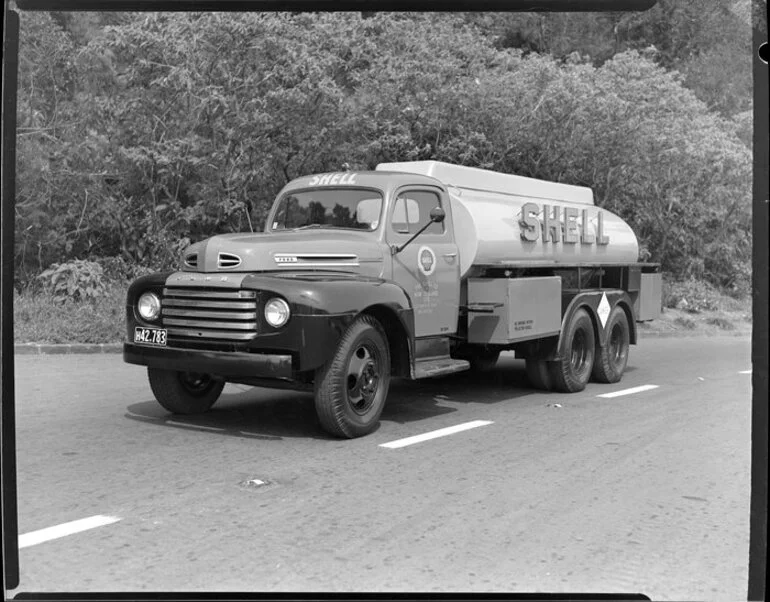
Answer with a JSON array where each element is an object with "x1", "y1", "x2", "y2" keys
[
  {"x1": 609, "y1": 323, "x2": 627, "y2": 365},
  {"x1": 346, "y1": 343, "x2": 380, "y2": 415},
  {"x1": 178, "y1": 372, "x2": 214, "y2": 397},
  {"x1": 570, "y1": 329, "x2": 589, "y2": 374}
]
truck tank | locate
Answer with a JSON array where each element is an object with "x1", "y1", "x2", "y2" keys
[{"x1": 376, "y1": 161, "x2": 639, "y2": 278}]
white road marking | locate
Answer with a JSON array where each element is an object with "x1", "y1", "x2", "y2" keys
[
  {"x1": 19, "y1": 515, "x2": 121, "y2": 549},
  {"x1": 739, "y1": 370, "x2": 752, "y2": 374},
  {"x1": 597, "y1": 384, "x2": 659, "y2": 399},
  {"x1": 380, "y1": 420, "x2": 493, "y2": 449}
]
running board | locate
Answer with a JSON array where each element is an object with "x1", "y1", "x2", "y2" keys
[{"x1": 413, "y1": 357, "x2": 470, "y2": 380}]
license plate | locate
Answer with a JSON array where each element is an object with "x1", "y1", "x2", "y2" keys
[{"x1": 134, "y1": 327, "x2": 167, "y2": 346}]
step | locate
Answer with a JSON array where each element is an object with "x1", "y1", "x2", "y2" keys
[{"x1": 413, "y1": 357, "x2": 470, "y2": 380}]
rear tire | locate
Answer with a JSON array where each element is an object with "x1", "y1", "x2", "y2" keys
[
  {"x1": 592, "y1": 305, "x2": 630, "y2": 384},
  {"x1": 458, "y1": 346, "x2": 500, "y2": 373},
  {"x1": 147, "y1": 368, "x2": 225, "y2": 414},
  {"x1": 549, "y1": 308, "x2": 596, "y2": 393},
  {"x1": 314, "y1": 315, "x2": 391, "y2": 439},
  {"x1": 526, "y1": 359, "x2": 552, "y2": 390}
]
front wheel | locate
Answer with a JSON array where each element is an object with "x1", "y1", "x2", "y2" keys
[
  {"x1": 314, "y1": 316, "x2": 391, "y2": 438},
  {"x1": 549, "y1": 308, "x2": 596, "y2": 393},
  {"x1": 147, "y1": 368, "x2": 225, "y2": 414},
  {"x1": 592, "y1": 305, "x2": 630, "y2": 383}
]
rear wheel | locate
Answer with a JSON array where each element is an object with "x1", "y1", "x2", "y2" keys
[
  {"x1": 592, "y1": 305, "x2": 630, "y2": 383},
  {"x1": 526, "y1": 359, "x2": 552, "y2": 390},
  {"x1": 549, "y1": 308, "x2": 596, "y2": 393},
  {"x1": 147, "y1": 368, "x2": 225, "y2": 414},
  {"x1": 456, "y1": 346, "x2": 500, "y2": 373},
  {"x1": 314, "y1": 315, "x2": 391, "y2": 438}
]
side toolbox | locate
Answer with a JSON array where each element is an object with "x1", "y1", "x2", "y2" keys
[{"x1": 467, "y1": 277, "x2": 562, "y2": 344}]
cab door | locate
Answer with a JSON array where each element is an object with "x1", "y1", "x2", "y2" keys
[{"x1": 387, "y1": 187, "x2": 460, "y2": 338}]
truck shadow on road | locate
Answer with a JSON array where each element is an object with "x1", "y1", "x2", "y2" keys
[
  {"x1": 382, "y1": 357, "x2": 534, "y2": 423},
  {"x1": 123, "y1": 358, "x2": 540, "y2": 440}
]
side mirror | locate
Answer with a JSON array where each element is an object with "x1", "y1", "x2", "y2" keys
[
  {"x1": 391, "y1": 205, "x2": 448, "y2": 256},
  {"x1": 429, "y1": 206, "x2": 446, "y2": 223}
]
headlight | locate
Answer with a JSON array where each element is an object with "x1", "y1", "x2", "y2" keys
[
  {"x1": 137, "y1": 292, "x2": 161, "y2": 321},
  {"x1": 264, "y1": 297, "x2": 290, "y2": 328}
]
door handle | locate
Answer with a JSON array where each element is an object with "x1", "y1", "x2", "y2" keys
[{"x1": 443, "y1": 252, "x2": 457, "y2": 258}]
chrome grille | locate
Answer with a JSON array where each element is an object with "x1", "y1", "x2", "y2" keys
[
  {"x1": 162, "y1": 288, "x2": 257, "y2": 342},
  {"x1": 218, "y1": 252, "x2": 242, "y2": 269}
]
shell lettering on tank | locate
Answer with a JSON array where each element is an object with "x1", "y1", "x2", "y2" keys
[
  {"x1": 307, "y1": 172, "x2": 358, "y2": 186},
  {"x1": 519, "y1": 202, "x2": 610, "y2": 245}
]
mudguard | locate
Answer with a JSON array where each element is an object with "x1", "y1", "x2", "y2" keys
[{"x1": 238, "y1": 272, "x2": 414, "y2": 372}]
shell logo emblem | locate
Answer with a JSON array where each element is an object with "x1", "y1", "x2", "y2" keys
[{"x1": 418, "y1": 246, "x2": 436, "y2": 276}]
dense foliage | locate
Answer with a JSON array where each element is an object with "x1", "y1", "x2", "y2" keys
[{"x1": 15, "y1": 7, "x2": 754, "y2": 293}]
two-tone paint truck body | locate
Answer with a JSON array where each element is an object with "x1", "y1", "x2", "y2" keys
[{"x1": 123, "y1": 161, "x2": 661, "y2": 438}]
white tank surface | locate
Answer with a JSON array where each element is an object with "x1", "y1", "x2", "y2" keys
[{"x1": 376, "y1": 161, "x2": 639, "y2": 277}]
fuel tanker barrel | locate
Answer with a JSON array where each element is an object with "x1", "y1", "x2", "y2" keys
[{"x1": 377, "y1": 161, "x2": 639, "y2": 279}]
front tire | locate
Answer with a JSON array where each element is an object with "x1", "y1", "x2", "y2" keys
[
  {"x1": 549, "y1": 308, "x2": 596, "y2": 393},
  {"x1": 592, "y1": 305, "x2": 630, "y2": 383},
  {"x1": 147, "y1": 368, "x2": 225, "y2": 414},
  {"x1": 314, "y1": 315, "x2": 391, "y2": 438}
]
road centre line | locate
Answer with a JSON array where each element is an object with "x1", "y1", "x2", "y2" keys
[
  {"x1": 380, "y1": 420, "x2": 493, "y2": 449},
  {"x1": 597, "y1": 384, "x2": 659, "y2": 399},
  {"x1": 19, "y1": 515, "x2": 121, "y2": 549}
]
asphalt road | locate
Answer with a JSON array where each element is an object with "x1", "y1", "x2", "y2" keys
[{"x1": 8, "y1": 335, "x2": 751, "y2": 599}]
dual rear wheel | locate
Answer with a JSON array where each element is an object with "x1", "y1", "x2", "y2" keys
[{"x1": 526, "y1": 305, "x2": 630, "y2": 393}]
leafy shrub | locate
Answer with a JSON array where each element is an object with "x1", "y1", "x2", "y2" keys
[
  {"x1": 14, "y1": 283, "x2": 126, "y2": 344},
  {"x1": 674, "y1": 316, "x2": 697, "y2": 330},
  {"x1": 36, "y1": 259, "x2": 107, "y2": 303},
  {"x1": 663, "y1": 278, "x2": 723, "y2": 313},
  {"x1": 93, "y1": 255, "x2": 157, "y2": 284},
  {"x1": 706, "y1": 316, "x2": 735, "y2": 331}
]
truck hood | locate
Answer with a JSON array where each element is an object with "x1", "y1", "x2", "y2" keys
[{"x1": 181, "y1": 230, "x2": 385, "y2": 274}]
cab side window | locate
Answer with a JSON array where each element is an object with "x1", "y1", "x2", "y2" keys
[{"x1": 390, "y1": 191, "x2": 444, "y2": 235}]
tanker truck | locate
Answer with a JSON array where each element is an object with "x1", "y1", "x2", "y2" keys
[{"x1": 123, "y1": 161, "x2": 661, "y2": 438}]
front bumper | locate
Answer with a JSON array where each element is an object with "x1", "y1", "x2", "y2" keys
[{"x1": 123, "y1": 343, "x2": 293, "y2": 380}]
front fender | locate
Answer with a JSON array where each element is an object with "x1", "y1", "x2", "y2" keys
[{"x1": 238, "y1": 273, "x2": 414, "y2": 372}]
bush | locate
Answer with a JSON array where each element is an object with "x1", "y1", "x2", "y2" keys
[
  {"x1": 674, "y1": 316, "x2": 697, "y2": 330},
  {"x1": 36, "y1": 259, "x2": 107, "y2": 303},
  {"x1": 92, "y1": 255, "x2": 157, "y2": 285},
  {"x1": 663, "y1": 278, "x2": 724, "y2": 313},
  {"x1": 706, "y1": 316, "x2": 735, "y2": 331},
  {"x1": 14, "y1": 282, "x2": 126, "y2": 344}
]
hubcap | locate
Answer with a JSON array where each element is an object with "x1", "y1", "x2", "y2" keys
[
  {"x1": 346, "y1": 344, "x2": 380, "y2": 415},
  {"x1": 571, "y1": 330, "x2": 588, "y2": 373},
  {"x1": 609, "y1": 324, "x2": 625, "y2": 364},
  {"x1": 179, "y1": 372, "x2": 212, "y2": 395}
]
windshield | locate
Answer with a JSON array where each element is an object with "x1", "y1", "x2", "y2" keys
[{"x1": 270, "y1": 188, "x2": 383, "y2": 231}]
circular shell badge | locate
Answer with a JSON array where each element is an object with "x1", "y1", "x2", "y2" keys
[{"x1": 418, "y1": 246, "x2": 437, "y2": 276}]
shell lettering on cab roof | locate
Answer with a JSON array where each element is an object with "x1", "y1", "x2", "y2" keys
[{"x1": 307, "y1": 173, "x2": 358, "y2": 186}]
